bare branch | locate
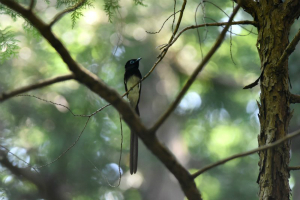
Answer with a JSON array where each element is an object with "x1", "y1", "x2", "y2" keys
[
  {"x1": 290, "y1": 93, "x2": 300, "y2": 104},
  {"x1": 146, "y1": 10, "x2": 181, "y2": 34},
  {"x1": 151, "y1": 5, "x2": 241, "y2": 132},
  {"x1": 243, "y1": 29, "x2": 300, "y2": 89},
  {"x1": 243, "y1": 68, "x2": 264, "y2": 89},
  {"x1": 192, "y1": 128, "x2": 300, "y2": 178},
  {"x1": 37, "y1": 117, "x2": 91, "y2": 169},
  {"x1": 289, "y1": 166, "x2": 300, "y2": 171},
  {"x1": 0, "y1": 149, "x2": 68, "y2": 200},
  {"x1": 164, "y1": 20, "x2": 257, "y2": 51},
  {"x1": 203, "y1": 1, "x2": 257, "y2": 35},
  {"x1": 0, "y1": 74, "x2": 75, "y2": 102},
  {"x1": 276, "y1": 29, "x2": 300, "y2": 68},
  {"x1": 49, "y1": 0, "x2": 87, "y2": 27}
]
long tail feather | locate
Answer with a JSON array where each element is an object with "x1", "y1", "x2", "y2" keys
[{"x1": 130, "y1": 106, "x2": 139, "y2": 174}]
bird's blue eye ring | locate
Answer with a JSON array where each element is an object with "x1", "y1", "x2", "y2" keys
[{"x1": 130, "y1": 60, "x2": 135, "y2": 64}]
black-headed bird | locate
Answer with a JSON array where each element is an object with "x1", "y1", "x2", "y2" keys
[{"x1": 124, "y1": 57, "x2": 142, "y2": 174}]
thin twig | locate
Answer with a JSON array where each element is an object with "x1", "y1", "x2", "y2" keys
[
  {"x1": 0, "y1": 145, "x2": 39, "y2": 173},
  {"x1": 29, "y1": 0, "x2": 35, "y2": 11},
  {"x1": 172, "y1": 0, "x2": 177, "y2": 37},
  {"x1": 204, "y1": 0, "x2": 257, "y2": 35},
  {"x1": 0, "y1": 74, "x2": 75, "y2": 102},
  {"x1": 37, "y1": 117, "x2": 91, "y2": 169},
  {"x1": 203, "y1": 17, "x2": 256, "y2": 36},
  {"x1": 162, "y1": 20, "x2": 257, "y2": 51},
  {"x1": 192, "y1": 128, "x2": 300, "y2": 178},
  {"x1": 151, "y1": 5, "x2": 241, "y2": 132},
  {"x1": 195, "y1": 1, "x2": 204, "y2": 60},
  {"x1": 244, "y1": 29, "x2": 300, "y2": 89},
  {"x1": 229, "y1": 1, "x2": 236, "y2": 65},
  {"x1": 49, "y1": 0, "x2": 87, "y2": 27},
  {"x1": 146, "y1": 10, "x2": 181, "y2": 34}
]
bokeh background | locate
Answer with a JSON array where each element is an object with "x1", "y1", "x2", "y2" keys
[{"x1": 1, "y1": 0, "x2": 300, "y2": 199}]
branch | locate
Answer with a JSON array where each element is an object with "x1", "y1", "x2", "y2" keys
[
  {"x1": 289, "y1": 166, "x2": 300, "y2": 171},
  {"x1": 232, "y1": 0, "x2": 258, "y2": 18},
  {"x1": 276, "y1": 29, "x2": 300, "y2": 68},
  {"x1": 244, "y1": 28, "x2": 300, "y2": 89},
  {"x1": 29, "y1": 0, "x2": 35, "y2": 11},
  {"x1": 0, "y1": 1, "x2": 202, "y2": 199},
  {"x1": 0, "y1": 149, "x2": 68, "y2": 200},
  {"x1": 283, "y1": 0, "x2": 300, "y2": 20},
  {"x1": 146, "y1": 10, "x2": 181, "y2": 34},
  {"x1": 166, "y1": 20, "x2": 257, "y2": 50},
  {"x1": 151, "y1": 5, "x2": 241, "y2": 132},
  {"x1": 0, "y1": 74, "x2": 75, "y2": 102},
  {"x1": 192, "y1": 128, "x2": 300, "y2": 178},
  {"x1": 49, "y1": 0, "x2": 87, "y2": 27},
  {"x1": 290, "y1": 93, "x2": 300, "y2": 104}
]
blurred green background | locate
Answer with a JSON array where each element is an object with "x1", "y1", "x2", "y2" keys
[{"x1": 1, "y1": 0, "x2": 300, "y2": 199}]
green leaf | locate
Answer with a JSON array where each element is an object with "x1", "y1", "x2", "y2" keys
[
  {"x1": 0, "y1": 27, "x2": 20, "y2": 63},
  {"x1": 103, "y1": 0, "x2": 120, "y2": 23}
]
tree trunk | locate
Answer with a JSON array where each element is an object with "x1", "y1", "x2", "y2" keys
[{"x1": 256, "y1": 3, "x2": 292, "y2": 200}]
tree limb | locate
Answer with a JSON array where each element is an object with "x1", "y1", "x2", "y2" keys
[
  {"x1": 289, "y1": 166, "x2": 300, "y2": 171},
  {"x1": 0, "y1": 1, "x2": 202, "y2": 199},
  {"x1": 290, "y1": 93, "x2": 300, "y2": 104},
  {"x1": 283, "y1": 0, "x2": 300, "y2": 20},
  {"x1": 192, "y1": 128, "x2": 300, "y2": 178},
  {"x1": 0, "y1": 149, "x2": 68, "y2": 200},
  {"x1": 276, "y1": 28, "x2": 300, "y2": 68},
  {"x1": 0, "y1": 74, "x2": 75, "y2": 102},
  {"x1": 151, "y1": 5, "x2": 241, "y2": 132}
]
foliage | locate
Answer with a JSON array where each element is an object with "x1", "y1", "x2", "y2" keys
[
  {"x1": 0, "y1": 27, "x2": 19, "y2": 63},
  {"x1": 56, "y1": 0, "x2": 94, "y2": 28},
  {"x1": 103, "y1": 0, "x2": 120, "y2": 23}
]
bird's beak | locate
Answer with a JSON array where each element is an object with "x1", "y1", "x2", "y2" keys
[{"x1": 136, "y1": 57, "x2": 142, "y2": 62}]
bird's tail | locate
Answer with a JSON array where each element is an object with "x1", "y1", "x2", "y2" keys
[{"x1": 130, "y1": 106, "x2": 139, "y2": 174}]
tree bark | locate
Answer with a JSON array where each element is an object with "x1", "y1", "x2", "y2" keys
[{"x1": 255, "y1": 3, "x2": 293, "y2": 200}]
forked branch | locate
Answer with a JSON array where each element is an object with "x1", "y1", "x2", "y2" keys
[{"x1": 151, "y1": 4, "x2": 241, "y2": 132}]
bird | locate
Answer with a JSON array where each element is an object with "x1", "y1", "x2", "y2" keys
[{"x1": 124, "y1": 57, "x2": 142, "y2": 174}]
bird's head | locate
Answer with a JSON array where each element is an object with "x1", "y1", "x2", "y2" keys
[{"x1": 125, "y1": 58, "x2": 142, "y2": 71}]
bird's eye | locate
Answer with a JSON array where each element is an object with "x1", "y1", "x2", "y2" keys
[{"x1": 130, "y1": 60, "x2": 135, "y2": 64}]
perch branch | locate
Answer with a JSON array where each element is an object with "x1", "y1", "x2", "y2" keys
[
  {"x1": 0, "y1": 1, "x2": 202, "y2": 199},
  {"x1": 165, "y1": 20, "x2": 257, "y2": 51}
]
